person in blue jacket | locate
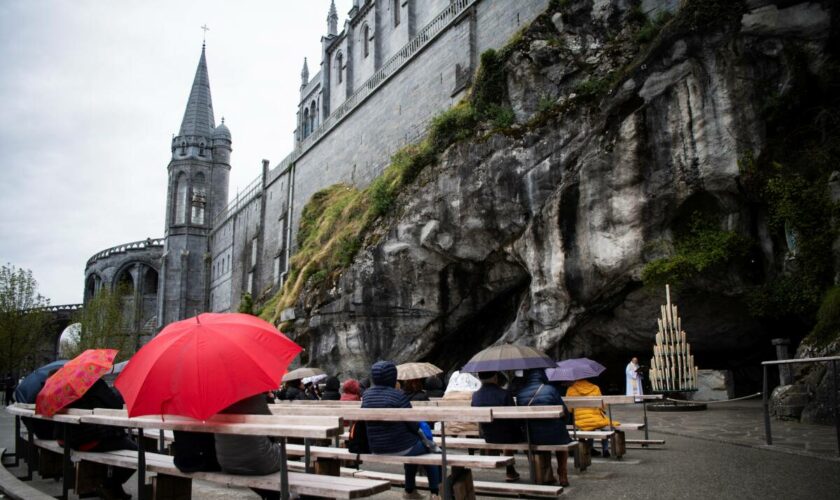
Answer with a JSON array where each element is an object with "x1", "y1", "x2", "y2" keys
[
  {"x1": 471, "y1": 371, "x2": 524, "y2": 481},
  {"x1": 362, "y1": 360, "x2": 442, "y2": 500},
  {"x1": 515, "y1": 368, "x2": 572, "y2": 486}
]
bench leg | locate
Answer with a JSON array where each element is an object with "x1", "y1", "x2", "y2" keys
[
  {"x1": 75, "y1": 460, "x2": 109, "y2": 498},
  {"x1": 532, "y1": 452, "x2": 555, "y2": 485},
  {"x1": 153, "y1": 474, "x2": 192, "y2": 500},
  {"x1": 314, "y1": 457, "x2": 341, "y2": 476},
  {"x1": 577, "y1": 443, "x2": 591, "y2": 472},
  {"x1": 611, "y1": 430, "x2": 626, "y2": 459},
  {"x1": 448, "y1": 466, "x2": 475, "y2": 500},
  {"x1": 39, "y1": 449, "x2": 63, "y2": 479}
]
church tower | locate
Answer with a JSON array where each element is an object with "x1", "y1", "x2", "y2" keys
[{"x1": 159, "y1": 44, "x2": 231, "y2": 326}]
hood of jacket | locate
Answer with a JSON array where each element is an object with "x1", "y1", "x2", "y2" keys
[
  {"x1": 569, "y1": 379, "x2": 600, "y2": 396},
  {"x1": 371, "y1": 360, "x2": 397, "y2": 388}
]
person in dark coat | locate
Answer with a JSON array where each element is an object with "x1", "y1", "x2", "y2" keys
[
  {"x1": 362, "y1": 361, "x2": 441, "y2": 499},
  {"x1": 280, "y1": 380, "x2": 306, "y2": 400},
  {"x1": 424, "y1": 375, "x2": 444, "y2": 398},
  {"x1": 60, "y1": 378, "x2": 136, "y2": 500},
  {"x1": 401, "y1": 378, "x2": 429, "y2": 401},
  {"x1": 215, "y1": 393, "x2": 284, "y2": 500},
  {"x1": 472, "y1": 371, "x2": 524, "y2": 481},
  {"x1": 514, "y1": 369, "x2": 572, "y2": 486},
  {"x1": 321, "y1": 376, "x2": 341, "y2": 401}
]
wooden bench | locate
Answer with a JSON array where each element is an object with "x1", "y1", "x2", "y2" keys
[
  {"x1": 7, "y1": 403, "x2": 391, "y2": 500},
  {"x1": 0, "y1": 447, "x2": 56, "y2": 500}
]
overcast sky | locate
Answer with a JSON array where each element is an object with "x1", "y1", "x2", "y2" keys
[{"x1": 0, "y1": 0, "x2": 354, "y2": 305}]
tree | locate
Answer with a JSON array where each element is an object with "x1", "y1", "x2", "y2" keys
[
  {"x1": 238, "y1": 293, "x2": 255, "y2": 315},
  {"x1": 0, "y1": 264, "x2": 51, "y2": 376},
  {"x1": 69, "y1": 285, "x2": 136, "y2": 362}
]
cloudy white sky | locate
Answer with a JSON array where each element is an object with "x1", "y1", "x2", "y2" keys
[{"x1": 0, "y1": 0, "x2": 354, "y2": 305}]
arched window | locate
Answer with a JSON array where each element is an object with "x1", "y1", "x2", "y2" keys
[
  {"x1": 336, "y1": 52, "x2": 343, "y2": 84},
  {"x1": 191, "y1": 172, "x2": 206, "y2": 225},
  {"x1": 174, "y1": 172, "x2": 187, "y2": 224},
  {"x1": 309, "y1": 101, "x2": 317, "y2": 132},
  {"x1": 363, "y1": 24, "x2": 370, "y2": 57},
  {"x1": 142, "y1": 267, "x2": 158, "y2": 296},
  {"x1": 302, "y1": 108, "x2": 310, "y2": 138},
  {"x1": 393, "y1": 0, "x2": 400, "y2": 26},
  {"x1": 115, "y1": 269, "x2": 134, "y2": 296}
]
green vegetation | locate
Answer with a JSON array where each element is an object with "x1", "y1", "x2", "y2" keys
[
  {"x1": 642, "y1": 215, "x2": 752, "y2": 287},
  {"x1": 69, "y1": 286, "x2": 136, "y2": 363},
  {"x1": 635, "y1": 10, "x2": 674, "y2": 44},
  {"x1": 238, "y1": 293, "x2": 255, "y2": 315},
  {"x1": 574, "y1": 76, "x2": 611, "y2": 102},
  {"x1": 804, "y1": 286, "x2": 840, "y2": 348},
  {"x1": 0, "y1": 264, "x2": 50, "y2": 375}
]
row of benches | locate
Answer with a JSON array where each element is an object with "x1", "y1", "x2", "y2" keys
[{"x1": 5, "y1": 403, "x2": 586, "y2": 500}]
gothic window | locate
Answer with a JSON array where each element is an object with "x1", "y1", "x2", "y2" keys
[
  {"x1": 199, "y1": 142, "x2": 205, "y2": 156},
  {"x1": 309, "y1": 101, "x2": 317, "y2": 132},
  {"x1": 393, "y1": 0, "x2": 400, "y2": 26},
  {"x1": 143, "y1": 268, "x2": 158, "y2": 296},
  {"x1": 174, "y1": 173, "x2": 188, "y2": 224},
  {"x1": 115, "y1": 269, "x2": 134, "y2": 296},
  {"x1": 191, "y1": 172, "x2": 207, "y2": 225},
  {"x1": 363, "y1": 24, "x2": 370, "y2": 57},
  {"x1": 336, "y1": 52, "x2": 344, "y2": 84},
  {"x1": 302, "y1": 108, "x2": 310, "y2": 138},
  {"x1": 246, "y1": 272, "x2": 254, "y2": 294}
]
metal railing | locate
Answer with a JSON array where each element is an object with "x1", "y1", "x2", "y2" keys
[
  {"x1": 762, "y1": 356, "x2": 840, "y2": 456},
  {"x1": 212, "y1": 175, "x2": 263, "y2": 225},
  {"x1": 86, "y1": 238, "x2": 164, "y2": 267}
]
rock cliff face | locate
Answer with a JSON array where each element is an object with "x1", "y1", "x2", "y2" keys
[{"x1": 286, "y1": 0, "x2": 837, "y2": 383}]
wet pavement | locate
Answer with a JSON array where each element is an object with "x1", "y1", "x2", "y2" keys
[{"x1": 2, "y1": 401, "x2": 839, "y2": 499}]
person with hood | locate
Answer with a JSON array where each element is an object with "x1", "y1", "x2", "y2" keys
[
  {"x1": 514, "y1": 369, "x2": 572, "y2": 487},
  {"x1": 566, "y1": 378, "x2": 620, "y2": 457},
  {"x1": 215, "y1": 393, "x2": 285, "y2": 500},
  {"x1": 362, "y1": 361, "x2": 441, "y2": 500},
  {"x1": 340, "y1": 379, "x2": 362, "y2": 401},
  {"x1": 279, "y1": 379, "x2": 306, "y2": 401},
  {"x1": 321, "y1": 376, "x2": 342, "y2": 400},
  {"x1": 424, "y1": 375, "x2": 444, "y2": 398}
]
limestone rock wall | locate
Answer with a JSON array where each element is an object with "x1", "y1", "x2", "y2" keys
[{"x1": 286, "y1": 0, "x2": 836, "y2": 380}]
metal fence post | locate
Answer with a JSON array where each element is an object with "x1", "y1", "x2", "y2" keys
[{"x1": 763, "y1": 364, "x2": 772, "y2": 445}]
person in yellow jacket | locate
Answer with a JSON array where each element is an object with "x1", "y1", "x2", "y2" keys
[{"x1": 566, "y1": 379, "x2": 619, "y2": 457}]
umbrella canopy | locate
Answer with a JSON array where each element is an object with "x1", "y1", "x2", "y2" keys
[
  {"x1": 444, "y1": 371, "x2": 481, "y2": 394},
  {"x1": 396, "y1": 362, "x2": 443, "y2": 381},
  {"x1": 14, "y1": 359, "x2": 68, "y2": 404},
  {"x1": 115, "y1": 313, "x2": 302, "y2": 420},
  {"x1": 545, "y1": 358, "x2": 606, "y2": 382},
  {"x1": 282, "y1": 367, "x2": 324, "y2": 383},
  {"x1": 461, "y1": 344, "x2": 554, "y2": 373},
  {"x1": 302, "y1": 374, "x2": 328, "y2": 385},
  {"x1": 35, "y1": 349, "x2": 117, "y2": 417}
]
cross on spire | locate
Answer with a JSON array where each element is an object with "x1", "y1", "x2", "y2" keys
[{"x1": 201, "y1": 24, "x2": 210, "y2": 47}]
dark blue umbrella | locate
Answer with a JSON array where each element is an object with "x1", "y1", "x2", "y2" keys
[
  {"x1": 13, "y1": 359, "x2": 67, "y2": 403},
  {"x1": 545, "y1": 358, "x2": 606, "y2": 382}
]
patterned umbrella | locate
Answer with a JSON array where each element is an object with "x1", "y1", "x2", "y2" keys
[
  {"x1": 281, "y1": 367, "x2": 324, "y2": 383},
  {"x1": 35, "y1": 349, "x2": 117, "y2": 417},
  {"x1": 545, "y1": 358, "x2": 606, "y2": 382},
  {"x1": 461, "y1": 344, "x2": 554, "y2": 373},
  {"x1": 396, "y1": 362, "x2": 443, "y2": 381}
]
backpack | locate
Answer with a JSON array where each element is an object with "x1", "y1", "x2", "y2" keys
[{"x1": 347, "y1": 421, "x2": 370, "y2": 454}]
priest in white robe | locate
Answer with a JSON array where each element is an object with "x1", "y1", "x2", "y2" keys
[{"x1": 625, "y1": 357, "x2": 643, "y2": 399}]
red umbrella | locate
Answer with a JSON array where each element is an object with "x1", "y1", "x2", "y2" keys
[
  {"x1": 36, "y1": 349, "x2": 117, "y2": 417},
  {"x1": 115, "y1": 313, "x2": 302, "y2": 420}
]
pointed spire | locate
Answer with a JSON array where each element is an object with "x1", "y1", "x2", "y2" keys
[
  {"x1": 179, "y1": 45, "x2": 215, "y2": 138},
  {"x1": 327, "y1": 0, "x2": 338, "y2": 36},
  {"x1": 301, "y1": 57, "x2": 309, "y2": 88}
]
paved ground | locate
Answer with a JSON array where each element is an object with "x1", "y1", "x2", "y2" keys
[{"x1": 2, "y1": 401, "x2": 839, "y2": 499}]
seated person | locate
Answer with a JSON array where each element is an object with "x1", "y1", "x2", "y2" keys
[
  {"x1": 340, "y1": 379, "x2": 362, "y2": 401},
  {"x1": 471, "y1": 371, "x2": 524, "y2": 481},
  {"x1": 215, "y1": 393, "x2": 284, "y2": 500},
  {"x1": 60, "y1": 378, "x2": 136, "y2": 500},
  {"x1": 362, "y1": 361, "x2": 441, "y2": 500},
  {"x1": 402, "y1": 378, "x2": 429, "y2": 401},
  {"x1": 566, "y1": 378, "x2": 619, "y2": 457},
  {"x1": 424, "y1": 376, "x2": 444, "y2": 398},
  {"x1": 321, "y1": 376, "x2": 342, "y2": 401},
  {"x1": 172, "y1": 430, "x2": 220, "y2": 473},
  {"x1": 515, "y1": 369, "x2": 572, "y2": 487}
]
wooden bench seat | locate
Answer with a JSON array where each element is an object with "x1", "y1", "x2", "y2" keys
[
  {"x1": 0, "y1": 447, "x2": 56, "y2": 500},
  {"x1": 284, "y1": 443, "x2": 513, "y2": 468},
  {"x1": 351, "y1": 469, "x2": 564, "y2": 499}
]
